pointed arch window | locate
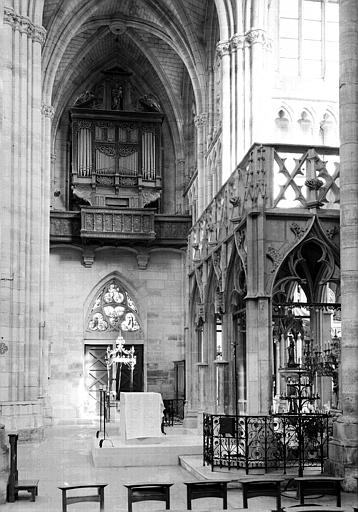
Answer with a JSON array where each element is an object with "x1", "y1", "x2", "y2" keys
[{"x1": 87, "y1": 279, "x2": 140, "y2": 333}]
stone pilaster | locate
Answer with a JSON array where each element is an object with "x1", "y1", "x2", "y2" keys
[
  {"x1": 0, "y1": 5, "x2": 46, "y2": 438},
  {"x1": 194, "y1": 113, "x2": 208, "y2": 212},
  {"x1": 328, "y1": 0, "x2": 358, "y2": 491}
]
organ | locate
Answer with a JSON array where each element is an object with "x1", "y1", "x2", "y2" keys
[{"x1": 70, "y1": 67, "x2": 163, "y2": 211}]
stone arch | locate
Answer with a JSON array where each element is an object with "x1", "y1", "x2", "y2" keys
[
  {"x1": 270, "y1": 219, "x2": 340, "y2": 303},
  {"x1": 83, "y1": 275, "x2": 145, "y2": 403},
  {"x1": 85, "y1": 276, "x2": 144, "y2": 340},
  {"x1": 274, "y1": 107, "x2": 291, "y2": 140},
  {"x1": 319, "y1": 109, "x2": 338, "y2": 145},
  {"x1": 225, "y1": 247, "x2": 247, "y2": 414},
  {"x1": 271, "y1": 220, "x2": 341, "y2": 407}
]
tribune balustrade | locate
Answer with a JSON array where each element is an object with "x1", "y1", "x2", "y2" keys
[{"x1": 189, "y1": 143, "x2": 339, "y2": 268}]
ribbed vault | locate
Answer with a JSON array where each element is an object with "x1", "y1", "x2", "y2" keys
[{"x1": 40, "y1": 0, "x2": 223, "y2": 164}]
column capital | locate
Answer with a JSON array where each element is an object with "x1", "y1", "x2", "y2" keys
[
  {"x1": 4, "y1": 7, "x2": 47, "y2": 45},
  {"x1": 41, "y1": 104, "x2": 55, "y2": 119},
  {"x1": 194, "y1": 113, "x2": 208, "y2": 127},
  {"x1": 216, "y1": 40, "x2": 231, "y2": 58},
  {"x1": 245, "y1": 28, "x2": 272, "y2": 50},
  {"x1": 230, "y1": 34, "x2": 245, "y2": 51}
]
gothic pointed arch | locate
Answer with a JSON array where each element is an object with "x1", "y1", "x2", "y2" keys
[
  {"x1": 86, "y1": 278, "x2": 143, "y2": 339},
  {"x1": 271, "y1": 219, "x2": 341, "y2": 408},
  {"x1": 272, "y1": 220, "x2": 340, "y2": 306}
]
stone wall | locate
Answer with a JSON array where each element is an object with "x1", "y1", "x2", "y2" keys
[
  {"x1": 0, "y1": 402, "x2": 44, "y2": 441},
  {"x1": 48, "y1": 246, "x2": 185, "y2": 422}
]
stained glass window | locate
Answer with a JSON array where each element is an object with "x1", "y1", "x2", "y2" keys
[{"x1": 87, "y1": 280, "x2": 140, "y2": 332}]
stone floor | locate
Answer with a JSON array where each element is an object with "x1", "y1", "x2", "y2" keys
[{"x1": 1, "y1": 424, "x2": 357, "y2": 511}]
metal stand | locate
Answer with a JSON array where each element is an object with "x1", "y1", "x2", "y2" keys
[
  {"x1": 98, "y1": 389, "x2": 114, "y2": 448},
  {"x1": 96, "y1": 388, "x2": 104, "y2": 439}
]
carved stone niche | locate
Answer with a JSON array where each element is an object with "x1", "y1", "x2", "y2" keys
[{"x1": 195, "y1": 303, "x2": 206, "y2": 325}]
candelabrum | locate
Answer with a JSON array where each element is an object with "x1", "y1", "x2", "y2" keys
[
  {"x1": 105, "y1": 333, "x2": 136, "y2": 396},
  {"x1": 279, "y1": 368, "x2": 320, "y2": 414},
  {"x1": 302, "y1": 331, "x2": 340, "y2": 398},
  {"x1": 276, "y1": 330, "x2": 341, "y2": 414}
]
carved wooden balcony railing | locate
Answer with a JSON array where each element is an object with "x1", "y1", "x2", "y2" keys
[
  {"x1": 81, "y1": 207, "x2": 155, "y2": 240},
  {"x1": 50, "y1": 209, "x2": 191, "y2": 246},
  {"x1": 189, "y1": 143, "x2": 339, "y2": 267}
]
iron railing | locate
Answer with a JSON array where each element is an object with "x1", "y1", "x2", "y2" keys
[
  {"x1": 163, "y1": 399, "x2": 185, "y2": 426},
  {"x1": 203, "y1": 413, "x2": 330, "y2": 475}
]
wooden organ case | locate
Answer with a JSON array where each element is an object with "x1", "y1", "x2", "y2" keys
[{"x1": 70, "y1": 68, "x2": 163, "y2": 213}]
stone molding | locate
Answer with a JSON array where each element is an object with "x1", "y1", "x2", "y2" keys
[
  {"x1": 4, "y1": 7, "x2": 46, "y2": 45},
  {"x1": 41, "y1": 104, "x2": 55, "y2": 119}
]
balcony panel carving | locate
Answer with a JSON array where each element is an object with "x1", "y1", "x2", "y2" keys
[
  {"x1": 81, "y1": 207, "x2": 155, "y2": 240},
  {"x1": 50, "y1": 212, "x2": 81, "y2": 241},
  {"x1": 50, "y1": 211, "x2": 192, "y2": 245},
  {"x1": 154, "y1": 215, "x2": 192, "y2": 241}
]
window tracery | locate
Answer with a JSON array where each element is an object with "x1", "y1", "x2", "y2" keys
[{"x1": 87, "y1": 280, "x2": 140, "y2": 332}]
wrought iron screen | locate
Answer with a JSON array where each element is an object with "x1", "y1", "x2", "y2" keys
[{"x1": 203, "y1": 413, "x2": 330, "y2": 474}]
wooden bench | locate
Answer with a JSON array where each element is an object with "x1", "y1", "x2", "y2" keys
[
  {"x1": 124, "y1": 483, "x2": 173, "y2": 512},
  {"x1": 236, "y1": 476, "x2": 286, "y2": 511},
  {"x1": 58, "y1": 483, "x2": 107, "y2": 512},
  {"x1": 183, "y1": 480, "x2": 228, "y2": 510},
  {"x1": 282, "y1": 507, "x2": 347, "y2": 512},
  {"x1": 13, "y1": 479, "x2": 39, "y2": 502},
  {"x1": 294, "y1": 477, "x2": 344, "y2": 507}
]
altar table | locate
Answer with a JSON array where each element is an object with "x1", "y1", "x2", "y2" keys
[{"x1": 119, "y1": 392, "x2": 164, "y2": 441}]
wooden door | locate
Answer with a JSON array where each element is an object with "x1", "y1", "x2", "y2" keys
[
  {"x1": 85, "y1": 345, "x2": 108, "y2": 402},
  {"x1": 116, "y1": 344, "x2": 143, "y2": 398}
]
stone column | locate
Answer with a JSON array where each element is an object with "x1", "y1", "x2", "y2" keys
[
  {"x1": 246, "y1": 0, "x2": 273, "y2": 145},
  {"x1": 213, "y1": 359, "x2": 229, "y2": 414},
  {"x1": 216, "y1": 40, "x2": 232, "y2": 182},
  {"x1": 245, "y1": 211, "x2": 272, "y2": 415},
  {"x1": 231, "y1": 34, "x2": 245, "y2": 163},
  {"x1": 40, "y1": 104, "x2": 54, "y2": 423},
  {"x1": 328, "y1": 0, "x2": 358, "y2": 490},
  {"x1": 0, "y1": 5, "x2": 46, "y2": 439}
]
